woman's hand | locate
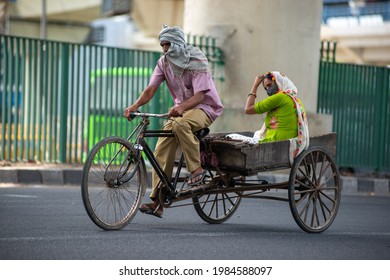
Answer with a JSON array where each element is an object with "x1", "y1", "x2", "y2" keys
[
  {"x1": 253, "y1": 75, "x2": 265, "y2": 88},
  {"x1": 245, "y1": 75, "x2": 265, "y2": 115},
  {"x1": 249, "y1": 75, "x2": 265, "y2": 97}
]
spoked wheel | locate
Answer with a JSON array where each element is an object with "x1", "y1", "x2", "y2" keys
[
  {"x1": 81, "y1": 136, "x2": 147, "y2": 230},
  {"x1": 192, "y1": 173, "x2": 242, "y2": 224},
  {"x1": 288, "y1": 146, "x2": 341, "y2": 233}
]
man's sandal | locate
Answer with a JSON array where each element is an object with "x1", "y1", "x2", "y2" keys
[
  {"x1": 187, "y1": 170, "x2": 207, "y2": 186},
  {"x1": 139, "y1": 203, "x2": 163, "y2": 218}
]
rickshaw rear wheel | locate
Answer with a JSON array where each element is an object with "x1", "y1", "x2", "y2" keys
[
  {"x1": 193, "y1": 172, "x2": 242, "y2": 224},
  {"x1": 288, "y1": 146, "x2": 341, "y2": 233}
]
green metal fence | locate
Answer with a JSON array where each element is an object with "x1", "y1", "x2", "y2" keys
[
  {"x1": 318, "y1": 61, "x2": 390, "y2": 171},
  {"x1": 0, "y1": 35, "x2": 224, "y2": 164}
]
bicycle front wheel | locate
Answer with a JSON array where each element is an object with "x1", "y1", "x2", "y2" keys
[{"x1": 81, "y1": 136, "x2": 147, "y2": 230}]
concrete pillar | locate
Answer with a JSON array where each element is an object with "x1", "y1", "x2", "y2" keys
[{"x1": 184, "y1": 0, "x2": 327, "y2": 134}]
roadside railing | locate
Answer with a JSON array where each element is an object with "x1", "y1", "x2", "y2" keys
[
  {"x1": 0, "y1": 34, "x2": 224, "y2": 164},
  {"x1": 318, "y1": 60, "x2": 390, "y2": 171}
]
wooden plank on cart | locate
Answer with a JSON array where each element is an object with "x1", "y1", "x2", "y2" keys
[{"x1": 205, "y1": 132, "x2": 337, "y2": 175}]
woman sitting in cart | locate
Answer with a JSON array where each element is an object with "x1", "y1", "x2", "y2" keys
[{"x1": 228, "y1": 71, "x2": 309, "y2": 164}]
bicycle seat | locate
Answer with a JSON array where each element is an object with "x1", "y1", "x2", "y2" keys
[{"x1": 194, "y1": 128, "x2": 210, "y2": 140}]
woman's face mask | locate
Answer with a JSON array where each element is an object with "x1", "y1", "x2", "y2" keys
[{"x1": 266, "y1": 83, "x2": 279, "y2": 96}]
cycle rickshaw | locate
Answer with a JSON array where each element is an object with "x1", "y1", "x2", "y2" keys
[{"x1": 81, "y1": 112, "x2": 341, "y2": 233}]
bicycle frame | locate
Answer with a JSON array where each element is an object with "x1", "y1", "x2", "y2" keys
[{"x1": 127, "y1": 113, "x2": 186, "y2": 197}]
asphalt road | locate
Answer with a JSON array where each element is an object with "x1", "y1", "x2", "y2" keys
[{"x1": 0, "y1": 185, "x2": 389, "y2": 260}]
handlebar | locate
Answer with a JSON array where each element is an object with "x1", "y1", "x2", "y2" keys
[
  {"x1": 129, "y1": 112, "x2": 169, "y2": 119},
  {"x1": 129, "y1": 112, "x2": 184, "y2": 122}
]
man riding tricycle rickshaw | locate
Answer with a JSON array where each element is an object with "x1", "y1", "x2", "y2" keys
[{"x1": 81, "y1": 26, "x2": 341, "y2": 234}]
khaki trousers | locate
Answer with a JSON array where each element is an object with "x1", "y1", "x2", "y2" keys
[{"x1": 150, "y1": 109, "x2": 212, "y2": 199}]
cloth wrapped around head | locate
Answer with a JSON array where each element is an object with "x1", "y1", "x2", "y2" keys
[
  {"x1": 159, "y1": 25, "x2": 209, "y2": 76},
  {"x1": 268, "y1": 71, "x2": 298, "y2": 95}
]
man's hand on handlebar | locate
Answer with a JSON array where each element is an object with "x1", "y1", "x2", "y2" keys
[
  {"x1": 123, "y1": 106, "x2": 138, "y2": 121},
  {"x1": 168, "y1": 105, "x2": 184, "y2": 118},
  {"x1": 124, "y1": 106, "x2": 182, "y2": 121}
]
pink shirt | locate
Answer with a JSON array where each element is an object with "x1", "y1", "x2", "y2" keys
[{"x1": 148, "y1": 57, "x2": 224, "y2": 122}]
